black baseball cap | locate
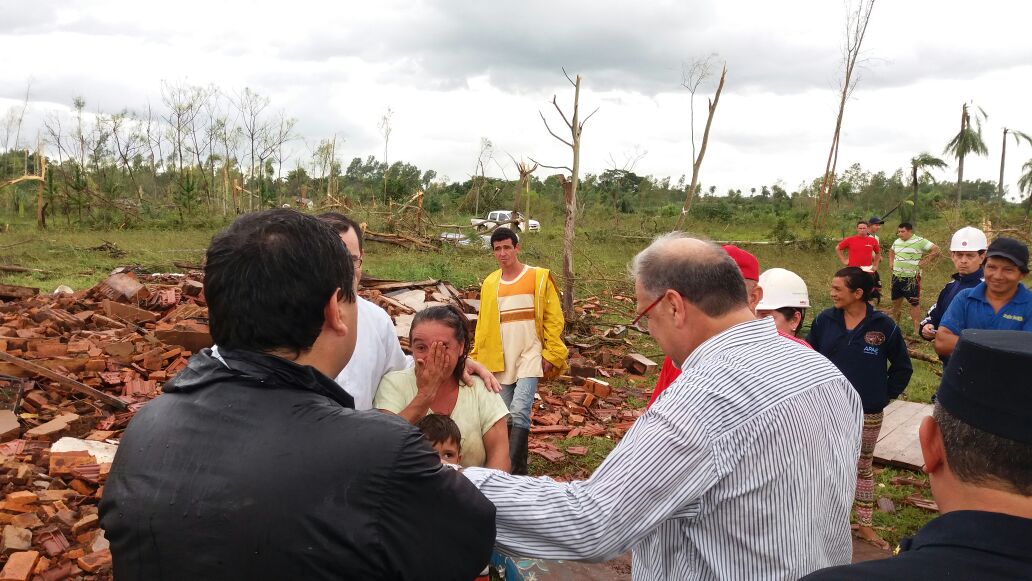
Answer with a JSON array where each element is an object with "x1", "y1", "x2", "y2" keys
[
  {"x1": 986, "y1": 237, "x2": 1030, "y2": 273},
  {"x1": 868, "y1": 216, "x2": 884, "y2": 225}
]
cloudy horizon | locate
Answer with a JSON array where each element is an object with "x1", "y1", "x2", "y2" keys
[{"x1": 2, "y1": 0, "x2": 1031, "y2": 200}]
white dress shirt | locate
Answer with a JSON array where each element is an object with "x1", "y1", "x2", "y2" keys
[{"x1": 464, "y1": 317, "x2": 863, "y2": 580}]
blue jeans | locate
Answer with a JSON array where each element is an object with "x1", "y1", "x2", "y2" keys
[{"x1": 500, "y1": 377, "x2": 539, "y2": 429}]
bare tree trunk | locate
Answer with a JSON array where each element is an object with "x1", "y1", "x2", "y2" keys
[
  {"x1": 957, "y1": 104, "x2": 967, "y2": 205},
  {"x1": 676, "y1": 64, "x2": 727, "y2": 229},
  {"x1": 565, "y1": 78, "x2": 581, "y2": 321},
  {"x1": 999, "y1": 128, "x2": 1008, "y2": 199},
  {"x1": 911, "y1": 164, "x2": 919, "y2": 224},
  {"x1": 532, "y1": 70, "x2": 598, "y2": 322},
  {"x1": 813, "y1": 0, "x2": 875, "y2": 231},
  {"x1": 35, "y1": 146, "x2": 46, "y2": 230}
]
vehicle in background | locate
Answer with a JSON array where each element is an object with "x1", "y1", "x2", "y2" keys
[{"x1": 470, "y1": 210, "x2": 540, "y2": 233}]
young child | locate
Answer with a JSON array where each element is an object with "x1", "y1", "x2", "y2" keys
[{"x1": 415, "y1": 414, "x2": 463, "y2": 466}]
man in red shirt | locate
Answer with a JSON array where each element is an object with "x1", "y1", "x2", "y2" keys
[
  {"x1": 648, "y1": 245, "x2": 810, "y2": 407},
  {"x1": 836, "y1": 221, "x2": 881, "y2": 269}
]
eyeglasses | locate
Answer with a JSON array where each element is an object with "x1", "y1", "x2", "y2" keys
[
  {"x1": 351, "y1": 255, "x2": 363, "y2": 268},
  {"x1": 631, "y1": 295, "x2": 664, "y2": 331}
]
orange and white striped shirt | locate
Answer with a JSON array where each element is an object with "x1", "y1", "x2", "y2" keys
[{"x1": 496, "y1": 266, "x2": 543, "y2": 384}]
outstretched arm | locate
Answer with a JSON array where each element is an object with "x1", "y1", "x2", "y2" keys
[{"x1": 463, "y1": 402, "x2": 718, "y2": 562}]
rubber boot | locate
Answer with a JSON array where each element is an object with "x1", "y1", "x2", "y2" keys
[{"x1": 508, "y1": 426, "x2": 530, "y2": 475}]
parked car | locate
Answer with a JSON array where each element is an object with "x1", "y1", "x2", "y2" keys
[{"x1": 470, "y1": 210, "x2": 540, "y2": 233}]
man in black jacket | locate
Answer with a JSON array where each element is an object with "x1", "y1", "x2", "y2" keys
[
  {"x1": 803, "y1": 329, "x2": 1032, "y2": 580},
  {"x1": 99, "y1": 209, "x2": 496, "y2": 581}
]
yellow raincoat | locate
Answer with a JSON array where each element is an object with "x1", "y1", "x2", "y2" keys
[{"x1": 470, "y1": 267, "x2": 569, "y2": 379}]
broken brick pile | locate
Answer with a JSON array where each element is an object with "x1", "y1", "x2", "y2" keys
[
  {"x1": 0, "y1": 270, "x2": 657, "y2": 577},
  {"x1": 527, "y1": 347, "x2": 657, "y2": 472},
  {"x1": 0, "y1": 269, "x2": 211, "y2": 580}
]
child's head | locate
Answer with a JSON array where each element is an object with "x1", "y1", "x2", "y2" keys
[{"x1": 415, "y1": 414, "x2": 462, "y2": 465}]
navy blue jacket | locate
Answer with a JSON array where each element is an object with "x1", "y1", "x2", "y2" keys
[
  {"x1": 920, "y1": 268, "x2": 983, "y2": 334},
  {"x1": 807, "y1": 304, "x2": 913, "y2": 413},
  {"x1": 801, "y1": 510, "x2": 1032, "y2": 580}
]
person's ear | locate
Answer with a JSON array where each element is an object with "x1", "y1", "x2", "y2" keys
[
  {"x1": 665, "y1": 290, "x2": 687, "y2": 326},
  {"x1": 919, "y1": 415, "x2": 944, "y2": 475},
  {"x1": 749, "y1": 286, "x2": 764, "y2": 313},
  {"x1": 323, "y1": 289, "x2": 351, "y2": 337}
]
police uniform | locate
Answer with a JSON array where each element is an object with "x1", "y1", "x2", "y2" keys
[{"x1": 803, "y1": 329, "x2": 1032, "y2": 580}]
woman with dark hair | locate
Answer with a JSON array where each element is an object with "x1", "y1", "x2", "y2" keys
[
  {"x1": 807, "y1": 267, "x2": 913, "y2": 550},
  {"x1": 375, "y1": 305, "x2": 511, "y2": 471}
]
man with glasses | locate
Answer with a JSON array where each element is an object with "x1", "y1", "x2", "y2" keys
[
  {"x1": 461, "y1": 233, "x2": 863, "y2": 579},
  {"x1": 317, "y1": 213, "x2": 499, "y2": 411}
]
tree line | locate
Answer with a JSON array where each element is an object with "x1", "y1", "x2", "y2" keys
[{"x1": 0, "y1": 82, "x2": 1030, "y2": 229}]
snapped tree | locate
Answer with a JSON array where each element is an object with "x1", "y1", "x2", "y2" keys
[
  {"x1": 998, "y1": 127, "x2": 1032, "y2": 199},
  {"x1": 532, "y1": 69, "x2": 598, "y2": 322},
  {"x1": 676, "y1": 57, "x2": 727, "y2": 229},
  {"x1": 814, "y1": 0, "x2": 876, "y2": 231}
]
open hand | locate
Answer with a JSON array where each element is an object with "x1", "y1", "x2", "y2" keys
[{"x1": 415, "y1": 341, "x2": 451, "y2": 401}]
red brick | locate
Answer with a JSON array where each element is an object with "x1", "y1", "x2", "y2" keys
[
  {"x1": 76, "y1": 548, "x2": 111, "y2": 573},
  {"x1": 0, "y1": 550, "x2": 40, "y2": 581},
  {"x1": 47, "y1": 450, "x2": 93, "y2": 477},
  {"x1": 70, "y1": 513, "x2": 98, "y2": 536}
]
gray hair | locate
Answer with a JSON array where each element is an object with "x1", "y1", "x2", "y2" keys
[{"x1": 630, "y1": 232, "x2": 748, "y2": 317}]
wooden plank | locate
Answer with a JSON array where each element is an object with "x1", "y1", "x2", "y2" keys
[
  {"x1": 874, "y1": 400, "x2": 932, "y2": 470},
  {"x1": 878, "y1": 408, "x2": 929, "y2": 463},
  {"x1": 0, "y1": 351, "x2": 127, "y2": 410},
  {"x1": 877, "y1": 401, "x2": 927, "y2": 442},
  {"x1": 363, "y1": 278, "x2": 439, "y2": 292}
]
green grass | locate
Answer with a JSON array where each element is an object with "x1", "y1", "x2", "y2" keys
[
  {"x1": 870, "y1": 467, "x2": 935, "y2": 547},
  {"x1": 0, "y1": 210, "x2": 957, "y2": 542},
  {"x1": 528, "y1": 435, "x2": 618, "y2": 480}
]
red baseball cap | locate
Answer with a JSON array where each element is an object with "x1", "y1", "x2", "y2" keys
[{"x1": 722, "y1": 245, "x2": 760, "y2": 281}]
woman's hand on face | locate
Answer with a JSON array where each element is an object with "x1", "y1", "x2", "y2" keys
[{"x1": 415, "y1": 341, "x2": 452, "y2": 399}]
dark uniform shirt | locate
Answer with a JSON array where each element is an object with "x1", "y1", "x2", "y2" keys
[{"x1": 801, "y1": 510, "x2": 1032, "y2": 580}]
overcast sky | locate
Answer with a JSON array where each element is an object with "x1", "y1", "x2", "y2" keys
[{"x1": 2, "y1": 0, "x2": 1031, "y2": 200}]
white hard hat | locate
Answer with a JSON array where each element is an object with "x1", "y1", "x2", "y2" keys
[
  {"x1": 756, "y1": 268, "x2": 810, "y2": 310},
  {"x1": 950, "y1": 227, "x2": 988, "y2": 252}
]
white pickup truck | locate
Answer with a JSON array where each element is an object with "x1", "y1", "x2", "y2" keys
[{"x1": 470, "y1": 210, "x2": 540, "y2": 233}]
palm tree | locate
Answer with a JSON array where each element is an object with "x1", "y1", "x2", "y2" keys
[
  {"x1": 999, "y1": 128, "x2": 1032, "y2": 199},
  {"x1": 909, "y1": 153, "x2": 948, "y2": 223},
  {"x1": 943, "y1": 102, "x2": 989, "y2": 204},
  {"x1": 1019, "y1": 159, "x2": 1032, "y2": 217}
]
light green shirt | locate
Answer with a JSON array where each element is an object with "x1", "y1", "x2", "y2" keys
[
  {"x1": 374, "y1": 368, "x2": 509, "y2": 468},
  {"x1": 891, "y1": 235, "x2": 934, "y2": 278}
]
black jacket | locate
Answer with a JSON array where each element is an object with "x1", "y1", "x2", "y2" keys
[
  {"x1": 99, "y1": 348, "x2": 496, "y2": 581},
  {"x1": 807, "y1": 304, "x2": 913, "y2": 413},
  {"x1": 801, "y1": 510, "x2": 1032, "y2": 580}
]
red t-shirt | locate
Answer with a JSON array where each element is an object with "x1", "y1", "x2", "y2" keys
[
  {"x1": 836, "y1": 235, "x2": 880, "y2": 268},
  {"x1": 647, "y1": 332, "x2": 812, "y2": 408}
]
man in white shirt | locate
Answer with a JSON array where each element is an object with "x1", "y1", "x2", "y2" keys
[{"x1": 317, "y1": 213, "x2": 499, "y2": 409}]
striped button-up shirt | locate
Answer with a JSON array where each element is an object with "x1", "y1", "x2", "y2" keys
[{"x1": 464, "y1": 317, "x2": 863, "y2": 580}]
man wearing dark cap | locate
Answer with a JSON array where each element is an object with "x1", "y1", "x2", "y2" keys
[
  {"x1": 867, "y1": 216, "x2": 884, "y2": 244},
  {"x1": 935, "y1": 237, "x2": 1032, "y2": 358},
  {"x1": 803, "y1": 329, "x2": 1032, "y2": 580}
]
